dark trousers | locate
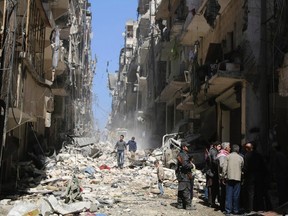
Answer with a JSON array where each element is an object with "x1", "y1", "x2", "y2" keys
[
  {"x1": 219, "y1": 181, "x2": 226, "y2": 211},
  {"x1": 177, "y1": 181, "x2": 191, "y2": 208},
  {"x1": 190, "y1": 178, "x2": 194, "y2": 201},
  {"x1": 244, "y1": 181, "x2": 272, "y2": 212},
  {"x1": 208, "y1": 177, "x2": 219, "y2": 205}
]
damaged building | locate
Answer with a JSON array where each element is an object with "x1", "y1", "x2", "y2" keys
[
  {"x1": 108, "y1": 0, "x2": 288, "y2": 207},
  {"x1": 0, "y1": 0, "x2": 95, "y2": 193}
]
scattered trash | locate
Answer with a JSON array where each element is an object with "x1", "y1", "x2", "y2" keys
[
  {"x1": 99, "y1": 164, "x2": 110, "y2": 170},
  {"x1": 83, "y1": 166, "x2": 96, "y2": 175}
]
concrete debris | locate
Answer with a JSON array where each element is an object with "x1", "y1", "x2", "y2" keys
[
  {"x1": 4, "y1": 140, "x2": 210, "y2": 216},
  {"x1": 46, "y1": 195, "x2": 91, "y2": 215},
  {"x1": 73, "y1": 137, "x2": 99, "y2": 147},
  {"x1": 7, "y1": 202, "x2": 39, "y2": 216}
]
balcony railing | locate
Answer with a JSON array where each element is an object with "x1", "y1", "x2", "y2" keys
[{"x1": 24, "y1": 0, "x2": 46, "y2": 82}]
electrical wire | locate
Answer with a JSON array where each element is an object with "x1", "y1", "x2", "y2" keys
[
  {"x1": 28, "y1": 123, "x2": 45, "y2": 155},
  {"x1": 0, "y1": 0, "x2": 19, "y2": 170}
]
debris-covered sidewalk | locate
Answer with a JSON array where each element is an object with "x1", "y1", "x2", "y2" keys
[{"x1": 0, "y1": 141, "x2": 222, "y2": 216}]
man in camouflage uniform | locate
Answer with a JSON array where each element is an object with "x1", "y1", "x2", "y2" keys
[{"x1": 176, "y1": 142, "x2": 196, "y2": 210}]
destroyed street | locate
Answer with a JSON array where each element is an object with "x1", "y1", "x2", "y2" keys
[
  {"x1": 0, "y1": 140, "x2": 222, "y2": 216},
  {"x1": 0, "y1": 0, "x2": 288, "y2": 215}
]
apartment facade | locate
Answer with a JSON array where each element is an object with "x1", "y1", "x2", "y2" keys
[
  {"x1": 110, "y1": 0, "x2": 288, "y2": 156},
  {"x1": 0, "y1": 0, "x2": 94, "y2": 192}
]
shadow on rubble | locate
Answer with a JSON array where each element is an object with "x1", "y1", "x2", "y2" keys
[
  {"x1": 0, "y1": 133, "x2": 102, "y2": 199},
  {"x1": 170, "y1": 202, "x2": 179, "y2": 209},
  {"x1": 272, "y1": 201, "x2": 288, "y2": 216}
]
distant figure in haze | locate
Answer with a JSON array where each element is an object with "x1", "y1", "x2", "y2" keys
[
  {"x1": 127, "y1": 136, "x2": 137, "y2": 160},
  {"x1": 114, "y1": 135, "x2": 127, "y2": 169}
]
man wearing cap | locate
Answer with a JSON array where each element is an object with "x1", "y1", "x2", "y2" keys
[{"x1": 175, "y1": 142, "x2": 196, "y2": 210}]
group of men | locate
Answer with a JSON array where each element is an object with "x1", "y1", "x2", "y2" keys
[
  {"x1": 113, "y1": 134, "x2": 276, "y2": 214},
  {"x1": 205, "y1": 140, "x2": 270, "y2": 215},
  {"x1": 114, "y1": 135, "x2": 137, "y2": 169}
]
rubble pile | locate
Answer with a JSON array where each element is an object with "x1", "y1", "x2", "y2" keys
[{"x1": 0, "y1": 141, "x2": 209, "y2": 216}]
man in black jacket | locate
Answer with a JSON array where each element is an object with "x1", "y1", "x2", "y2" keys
[{"x1": 176, "y1": 142, "x2": 196, "y2": 210}]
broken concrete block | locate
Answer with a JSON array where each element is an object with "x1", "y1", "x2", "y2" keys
[
  {"x1": 47, "y1": 195, "x2": 91, "y2": 215},
  {"x1": 7, "y1": 202, "x2": 39, "y2": 216}
]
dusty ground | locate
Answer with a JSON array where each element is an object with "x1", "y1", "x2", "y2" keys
[
  {"x1": 0, "y1": 142, "x2": 229, "y2": 215},
  {"x1": 88, "y1": 167, "x2": 225, "y2": 216},
  {"x1": 0, "y1": 141, "x2": 223, "y2": 216},
  {"x1": 0, "y1": 167, "x2": 224, "y2": 216}
]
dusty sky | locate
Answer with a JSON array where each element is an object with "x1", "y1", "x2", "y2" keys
[{"x1": 90, "y1": 0, "x2": 138, "y2": 130}]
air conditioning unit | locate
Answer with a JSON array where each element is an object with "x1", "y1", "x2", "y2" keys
[{"x1": 184, "y1": 70, "x2": 191, "y2": 83}]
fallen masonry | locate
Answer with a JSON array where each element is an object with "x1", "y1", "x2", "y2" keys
[{"x1": 0, "y1": 141, "x2": 223, "y2": 216}]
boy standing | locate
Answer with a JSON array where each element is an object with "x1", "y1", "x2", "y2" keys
[{"x1": 154, "y1": 160, "x2": 164, "y2": 196}]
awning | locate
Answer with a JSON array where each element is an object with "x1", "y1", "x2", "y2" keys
[
  {"x1": 176, "y1": 70, "x2": 242, "y2": 110},
  {"x1": 216, "y1": 86, "x2": 240, "y2": 110},
  {"x1": 180, "y1": 0, "x2": 210, "y2": 45},
  {"x1": 51, "y1": 88, "x2": 68, "y2": 96},
  {"x1": 181, "y1": 0, "x2": 232, "y2": 45},
  {"x1": 7, "y1": 108, "x2": 36, "y2": 132},
  {"x1": 155, "y1": 0, "x2": 181, "y2": 20},
  {"x1": 156, "y1": 81, "x2": 189, "y2": 103},
  {"x1": 176, "y1": 98, "x2": 195, "y2": 110}
]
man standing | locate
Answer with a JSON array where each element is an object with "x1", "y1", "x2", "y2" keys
[
  {"x1": 206, "y1": 141, "x2": 221, "y2": 207},
  {"x1": 223, "y1": 144, "x2": 244, "y2": 215},
  {"x1": 217, "y1": 142, "x2": 231, "y2": 212},
  {"x1": 175, "y1": 142, "x2": 196, "y2": 210},
  {"x1": 127, "y1": 136, "x2": 137, "y2": 160},
  {"x1": 243, "y1": 141, "x2": 270, "y2": 212},
  {"x1": 114, "y1": 135, "x2": 126, "y2": 169}
]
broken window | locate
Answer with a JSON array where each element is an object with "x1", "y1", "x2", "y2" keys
[
  {"x1": 26, "y1": 0, "x2": 46, "y2": 78},
  {"x1": 126, "y1": 25, "x2": 133, "y2": 38}
]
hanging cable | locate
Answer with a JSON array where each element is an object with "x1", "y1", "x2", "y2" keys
[{"x1": 28, "y1": 123, "x2": 45, "y2": 155}]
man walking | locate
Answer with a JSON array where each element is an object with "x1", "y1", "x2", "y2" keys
[
  {"x1": 223, "y1": 144, "x2": 244, "y2": 215},
  {"x1": 175, "y1": 142, "x2": 196, "y2": 210},
  {"x1": 127, "y1": 136, "x2": 137, "y2": 160},
  {"x1": 114, "y1": 135, "x2": 126, "y2": 169}
]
